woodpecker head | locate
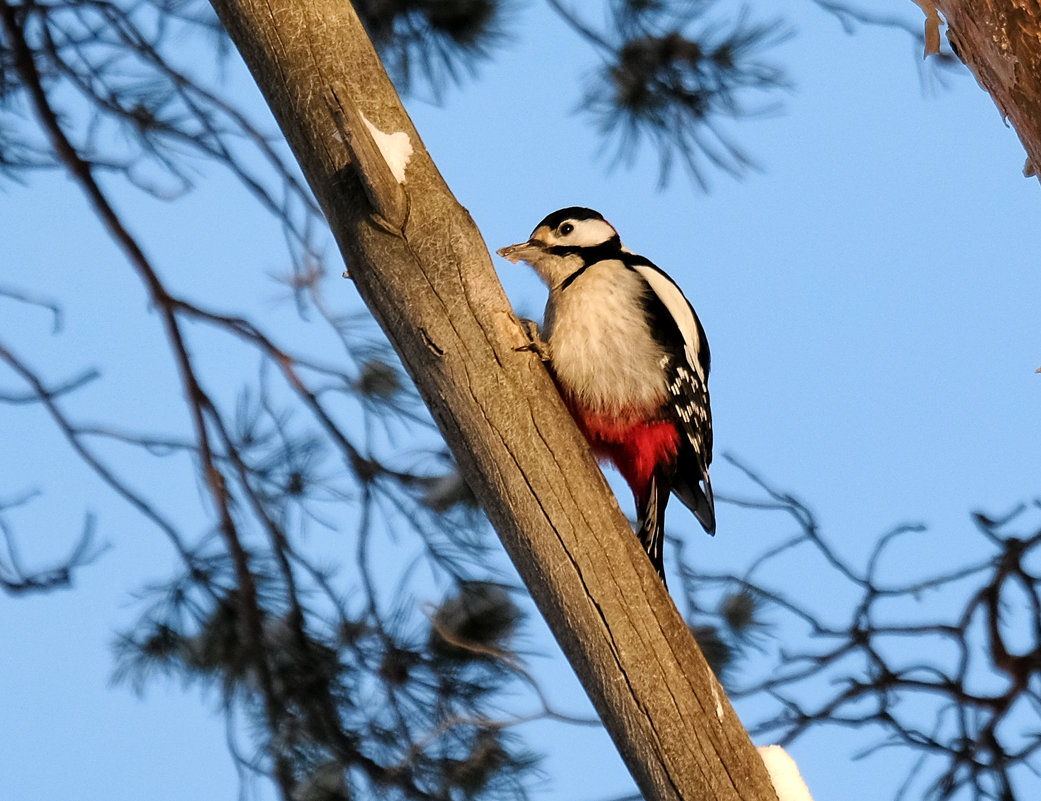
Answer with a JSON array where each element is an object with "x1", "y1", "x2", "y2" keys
[{"x1": 497, "y1": 207, "x2": 622, "y2": 289}]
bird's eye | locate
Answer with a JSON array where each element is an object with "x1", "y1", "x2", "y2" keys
[{"x1": 559, "y1": 223, "x2": 574, "y2": 236}]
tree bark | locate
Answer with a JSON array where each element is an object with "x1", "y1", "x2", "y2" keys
[
  {"x1": 202, "y1": 1, "x2": 778, "y2": 799},
  {"x1": 930, "y1": 0, "x2": 1041, "y2": 179}
]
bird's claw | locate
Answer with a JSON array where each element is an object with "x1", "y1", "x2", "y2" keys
[{"x1": 515, "y1": 318, "x2": 550, "y2": 362}]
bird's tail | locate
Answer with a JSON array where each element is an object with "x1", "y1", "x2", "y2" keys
[
  {"x1": 672, "y1": 468, "x2": 716, "y2": 535},
  {"x1": 636, "y1": 472, "x2": 670, "y2": 586}
]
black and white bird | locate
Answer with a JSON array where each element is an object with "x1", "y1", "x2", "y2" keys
[{"x1": 498, "y1": 207, "x2": 714, "y2": 585}]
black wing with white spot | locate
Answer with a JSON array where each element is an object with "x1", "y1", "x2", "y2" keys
[
  {"x1": 630, "y1": 258, "x2": 716, "y2": 534},
  {"x1": 661, "y1": 348, "x2": 715, "y2": 533}
]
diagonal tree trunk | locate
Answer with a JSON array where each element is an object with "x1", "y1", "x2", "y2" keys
[
  {"x1": 927, "y1": 0, "x2": 1041, "y2": 180},
  {"x1": 202, "y1": 0, "x2": 779, "y2": 799}
]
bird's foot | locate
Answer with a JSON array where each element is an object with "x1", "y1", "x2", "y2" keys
[{"x1": 515, "y1": 318, "x2": 550, "y2": 362}]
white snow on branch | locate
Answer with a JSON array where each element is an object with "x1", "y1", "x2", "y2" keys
[
  {"x1": 360, "y1": 112, "x2": 412, "y2": 183},
  {"x1": 757, "y1": 746, "x2": 814, "y2": 801}
]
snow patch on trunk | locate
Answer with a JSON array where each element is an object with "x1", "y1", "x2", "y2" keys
[
  {"x1": 757, "y1": 746, "x2": 814, "y2": 801},
  {"x1": 360, "y1": 112, "x2": 412, "y2": 183}
]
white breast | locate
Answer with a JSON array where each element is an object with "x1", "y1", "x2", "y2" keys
[{"x1": 544, "y1": 261, "x2": 667, "y2": 415}]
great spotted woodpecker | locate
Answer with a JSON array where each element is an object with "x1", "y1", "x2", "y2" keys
[{"x1": 498, "y1": 207, "x2": 714, "y2": 585}]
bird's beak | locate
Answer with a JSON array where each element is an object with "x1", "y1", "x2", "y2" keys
[{"x1": 497, "y1": 239, "x2": 545, "y2": 264}]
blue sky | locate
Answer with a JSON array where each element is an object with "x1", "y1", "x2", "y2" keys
[{"x1": 2, "y1": 1, "x2": 1040, "y2": 800}]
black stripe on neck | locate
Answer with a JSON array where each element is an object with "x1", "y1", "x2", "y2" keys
[
  {"x1": 548, "y1": 236, "x2": 621, "y2": 261},
  {"x1": 549, "y1": 237, "x2": 624, "y2": 282},
  {"x1": 559, "y1": 265, "x2": 590, "y2": 292}
]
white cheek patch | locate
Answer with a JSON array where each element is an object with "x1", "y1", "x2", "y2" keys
[{"x1": 546, "y1": 219, "x2": 618, "y2": 248}]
